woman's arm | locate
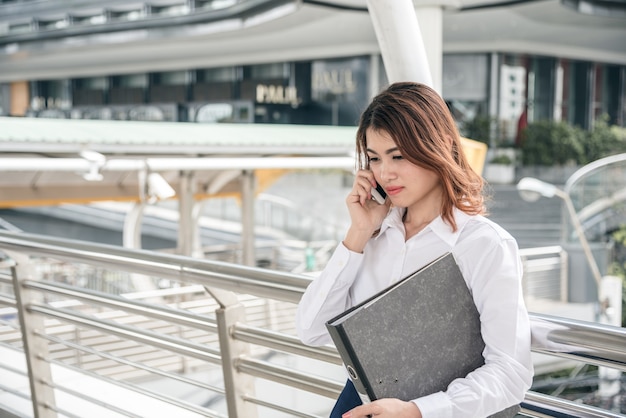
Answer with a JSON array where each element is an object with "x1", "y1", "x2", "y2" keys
[
  {"x1": 414, "y1": 235, "x2": 533, "y2": 417},
  {"x1": 296, "y1": 243, "x2": 364, "y2": 346},
  {"x1": 297, "y1": 169, "x2": 390, "y2": 346}
]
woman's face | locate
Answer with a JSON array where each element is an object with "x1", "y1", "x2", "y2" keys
[{"x1": 365, "y1": 127, "x2": 442, "y2": 211}]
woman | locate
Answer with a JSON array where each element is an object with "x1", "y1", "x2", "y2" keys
[{"x1": 295, "y1": 82, "x2": 533, "y2": 418}]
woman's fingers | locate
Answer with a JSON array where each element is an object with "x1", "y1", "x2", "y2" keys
[{"x1": 354, "y1": 170, "x2": 377, "y2": 205}]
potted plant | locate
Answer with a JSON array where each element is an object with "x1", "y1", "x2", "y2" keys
[{"x1": 484, "y1": 153, "x2": 515, "y2": 184}]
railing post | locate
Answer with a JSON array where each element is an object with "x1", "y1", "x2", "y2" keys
[
  {"x1": 206, "y1": 287, "x2": 257, "y2": 418},
  {"x1": 241, "y1": 169, "x2": 257, "y2": 267},
  {"x1": 559, "y1": 248, "x2": 569, "y2": 303},
  {"x1": 10, "y1": 253, "x2": 57, "y2": 418},
  {"x1": 598, "y1": 275, "x2": 623, "y2": 399},
  {"x1": 215, "y1": 302, "x2": 258, "y2": 418}
]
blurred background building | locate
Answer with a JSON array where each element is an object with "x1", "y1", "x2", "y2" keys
[{"x1": 0, "y1": 0, "x2": 625, "y2": 145}]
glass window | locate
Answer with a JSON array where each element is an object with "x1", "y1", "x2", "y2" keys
[
  {"x1": 8, "y1": 21, "x2": 31, "y2": 34},
  {"x1": 113, "y1": 74, "x2": 148, "y2": 88},
  {"x1": 151, "y1": 1, "x2": 189, "y2": 16},
  {"x1": 75, "y1": 76, "x2": 109, "y2": 90},
  {"x1": 499, "y1": 54, "x2": 528, "y2": 145},
  {"x1": 197, "y1": 0, "x2": 237, "y2": 10},
  {"x1": 443, "y1": 54, "x2": 489, "y2": 101},
  {"x1": 309, "y1": 56, "x2": 370, "y2": 125},
  {"x1": 0, "y1": 83, "x2": 10, "y2": 116},
  {"x1": 565, "y1": 60, "x2": 592, "y2": 129},
  {"x1": 153, "y1": 70, "x2": 189, "y2": 85},
  {"x1": 601, "y1": 65, "x2": 622, "y2": 126},
  {"x1": 246, "y1": 63, "x2": 289, "y2": 80},
  {"x1": 529, "y1": 56, "x2": 557, "y2": 123},
  {"x1": 73, "y1": 13, "x2": 107, "y2": 25},
  {"x1": 110, "y1": 7, "x2": 144, "y2": 22},
  {"x1": 31, "y1": 79, "x2": 71, "y2": 110},
  {"x1": 38, "y1": 17, "x2": 69, "y2": 30},
  {"x1": 198, "y1": 66, "x2": 239, "y2": 82},
  {"x1": 311, "y1": 56, "x2": 366, "y2": 102},
  {"x1": 442, "y1": 54, "x2": 490, "y2": 142}
]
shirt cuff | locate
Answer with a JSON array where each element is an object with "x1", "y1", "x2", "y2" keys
[
  {"x1": 412, "y1": 391, "x2": 452, "y2": 418},
  {"x1": 330, "y1": 242, "x2": 364, "y2": 281}
]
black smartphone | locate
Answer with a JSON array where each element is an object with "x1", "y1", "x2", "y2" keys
[{"x1": 371, "y1": 182, "x2": 387, "y2": 204}]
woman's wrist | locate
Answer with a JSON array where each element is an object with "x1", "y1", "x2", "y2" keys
[{"x1": 343, "y1": 227, "x2": 374, "y2": 253}]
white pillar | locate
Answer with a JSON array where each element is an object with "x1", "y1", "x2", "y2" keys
[
  {"x1": 241, "y1": 170, "x2": 256, "y2": 266},
  {"x1": 369, "y1": 53, "x2": 381, "y2": 100},
  {"x1": 123, "y1": 203, "x2": 144, "y2": 249},
  {"x1": 123, "y1": 202, "x2": 158, "y2": 293},
  {"x1": 414, "y1": 5, "x2": 443, "y2": 93},
  {"x1": 598, "y1": 275, "x2": 623, "y2": 398},
  {"x1": 177, "y1": 171, "x2": 195, "y2": 257},
  {"x1": 366, "y1": 0, "x2": 434, "y2": 89}
]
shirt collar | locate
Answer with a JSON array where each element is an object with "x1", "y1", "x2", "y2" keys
[
  {"x1": 378, "y1": 207, "x2": 403, "y2": 236},
  {"x1": 378, "y1": 206, "x2": 473, "y2": 247}
]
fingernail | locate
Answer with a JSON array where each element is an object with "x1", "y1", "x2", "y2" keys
[{"x1": 342, "y1": 413, "x2": 351, "y2": 418}]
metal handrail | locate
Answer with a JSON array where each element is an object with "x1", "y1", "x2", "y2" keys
[
  {"x1": 1, "y1": 230, "x2": 624, "y2": 418},
  {"x1": 27, "y1": 303, "x2": 223, "y2": 364},
  {"x1": 232, "y1": 322, "x2": 342, "y2": 364},
  {"x1": 522, "y1": 391, "x2": 624, "y2": 418},
  {"x1": 21, "y1": 279, "x2": 219, "y2": 332},
  {"x1": 530, "y1": 313, "x2": 626, "y2": 372},
  {"x1": 0, "y1": 230, "x2": 308, "y2": 303}
]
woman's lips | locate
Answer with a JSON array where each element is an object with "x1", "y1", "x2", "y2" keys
[{"x1": 385, "y1": 186, "x2": 402, "y2": 196}]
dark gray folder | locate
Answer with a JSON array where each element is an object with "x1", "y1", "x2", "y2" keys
[{"x1": 325, "y1": 252, "x2": 519, "y2": 417}]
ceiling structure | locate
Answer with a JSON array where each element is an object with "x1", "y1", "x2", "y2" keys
[
  {"x1": 0, "y1": 116, "x2": 357, "y2": 207},
  {"x1": 0, "y1": 116, "x2": 487, "y2": 207}
]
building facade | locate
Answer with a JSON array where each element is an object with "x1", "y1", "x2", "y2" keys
[{"x1": 1, "y1": 0, "x2": 624, "y2": 147}]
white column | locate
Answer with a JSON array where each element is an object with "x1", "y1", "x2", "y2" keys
[
  {"x1": 366, "y1": 0, "x2": 434, "y2": 89},
  {"x1": 177, "y1": 171, "x2": 195, "y2": 257},
  {"x1": 123, "y1": 202, "x2": 145, "y2": 250},
  {"x1": 369, "y1": 53, "x2": 381, "y2": 100},
  {"x1": 414, "y1": 4, "x2": 443, "y2": 93},
  {"x1": 598, "y1": 275, "x2": 623, "y2": 398},
  {"x1": 123, "y1": 202, "x2": 158, "y2": 293},
  {"x1": 241, "y1": 170, "x2": 256, "y2": 266}
]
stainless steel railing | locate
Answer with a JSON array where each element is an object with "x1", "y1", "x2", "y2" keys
[{"x1": 0, "y1": 230, "x2": 624, "y2": 418}]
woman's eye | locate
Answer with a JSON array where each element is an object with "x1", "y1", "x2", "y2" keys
[
  {"x1": 367, "y1": 156, "x2": 380, "y2": 163},
  {"x1": 392, "y1": 155, "x2": 404, "y2": 160}
]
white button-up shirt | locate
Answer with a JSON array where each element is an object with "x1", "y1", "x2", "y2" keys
[{"x1": 296, "y1": 207, "x2": 533, "y2": 418}]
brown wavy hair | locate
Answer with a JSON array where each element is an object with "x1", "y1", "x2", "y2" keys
[{"x1": 356, "y1": 82, "x2": 486, "y2": 231}]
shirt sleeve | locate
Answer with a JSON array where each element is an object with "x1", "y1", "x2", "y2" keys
[
  {"x1": 414, "y1": 236, "x2": 534, "y2": 418},
  {"x1": 296, "y1": 242, "x2": 365, "y2": 346}
]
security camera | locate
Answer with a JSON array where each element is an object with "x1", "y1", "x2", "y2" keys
[
  {"x1": 79, "y1": 149, "x2": 106, "y2": 164},
  {"x1": 147, "y1": 173, "x2": 176, "y2": 201},
  {"x1": 79, "y1": 149, "x2": 106, "y2": 181}
]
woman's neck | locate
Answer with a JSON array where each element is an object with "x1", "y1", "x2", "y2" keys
[{"x1": 402, "y1": 207, "x2": 440, "y2": 240}]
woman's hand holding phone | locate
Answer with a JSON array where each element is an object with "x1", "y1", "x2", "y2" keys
[{"x1": 343, "y1": 170, "x2": 390, "y2": 253}]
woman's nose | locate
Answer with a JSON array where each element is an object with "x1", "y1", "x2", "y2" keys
[{"x1": 379, "y1": 162, "x2": 395, "y2": 181}]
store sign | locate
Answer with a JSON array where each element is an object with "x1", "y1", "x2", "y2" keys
[
  {"x1": 31, "y1": 96, "x2": 71, "y2": 111},
  {"x1": 313, "y1": 69, "x2": 356, "y2": 95},
  {"x1": 256, "y1": 84, "x2": 300, "y2": 106}
]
